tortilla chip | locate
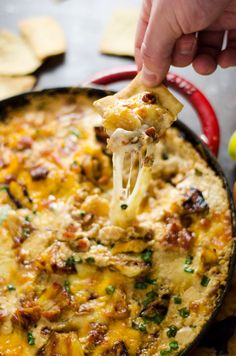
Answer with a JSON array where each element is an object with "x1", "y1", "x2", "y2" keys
[
  {"x1": 0, "y1": 76, "x2": 36, "y2": 100},
  {"x1": 19, "y1": 16, "x2": 66, "y2": 60},
  {"x1": 100, "y1": 8, "x2": 139, "y2": 57},
  {"x1": 0, "y1": 31, "x2": 41, "y2": 75},
  {"x1": 94, "y1": 72, "x2": 183, "y2": 133}
]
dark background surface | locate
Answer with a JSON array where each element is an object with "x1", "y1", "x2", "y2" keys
[{"x1": 0, "y1": 0, "x2": 236, "y2": 187}]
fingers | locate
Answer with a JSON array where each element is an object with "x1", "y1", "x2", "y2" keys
[
  {"x1": 192, "y1": 30, "x2": 225, "y2": 74},
  {"x1": 135, "y1": 0, "x2": 152, "y2": 71},
  {"x1": 218, "y1": 30, "x2": 236, "y2": 67},
  {"x1": 172, "y1": 34, "x2": 197, "y2": 67},
  {"x1": 141, "y1": 1, "x2": 181, "y2": 86}
]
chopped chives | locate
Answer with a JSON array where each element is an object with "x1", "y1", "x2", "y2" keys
[
  {"x1": 201, "y1": 275, "x2": 210, "y2": 287},
  {"x1": 173, "y1": 296, "x2": 182, "y2": 304},
  {"x1": 64, "y1": 280, "x2": 71, "y2": 294},
  {"x1": 167, "y1": 325, "x2": 178, "y2": 338},
  {"x1": 160, "y1": 350, "x2": 171, "y2": 356},
  {"x1": 184, "y1": 266, "x2": 195, "y2": 273},
  {"x1": 178, "y1": 307, "x2": 190, "y2": 318},
  {"x1": 185, "y1": 255, "x2": 193, "y2": 265},
  {"x1": 65, "y1": 256, "x2": 76, "y2": 268},
  {"x1": 169, "y1": 341, "x2": 179, "y2": 350},
  {"x1": 27, "y1": 332, "x2": 35, "y2": 345},
  {"x1": 132, "y1": 320, "x2": 147, "y2": 333},
  {"x1": 141, "y1": 249, "x2": 153, "y2": 264},
  {"x1": 135, "y1": 281, "x2": 148, "y2": 289},
  {"x1": 86, "y1": 257, "x2": 95, "y2": 264},
  {"x1": 105, "y1": 285, "x2": 116, "y2": 295}
]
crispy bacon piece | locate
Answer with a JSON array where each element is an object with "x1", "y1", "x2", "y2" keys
[
  {"x1": 38, "y1": 282, "x2": 71, "y2": 321},
  {"x1": 17, "y1": 136, "x2": 33, "y2": 150},
  {"x1": 142, "y1": 92, "x2": 157, "y2": 104},
  {"x1": 105, "y1": 289, "x2": 129, "y2": 320},
  {"x1": 165, "y1": 222, "x2": 193, "y2": 250},
  {"x1": 30, "y1": 166, "x2": 49, "y2": 181},
  {"x1": 145, "y1": 127, "x2": 158, "y2": 141},
  {"x1": 163, "y1": 214, "x2": 193, "y2": 250},
  {"x1": 102, "y1": 341, "x2": 129, "y2": 356},
  {"x1": 12, "y1": 304, "x2": 41, "y2": 328},
  {"x1": 182, "y1": 188, "x2": 209, "y2": 214},
  {"x1": 87, "y1": 322, "x2": 108, "y2": 346},
  {"x1": 94, "y1": 126, "x2": 109, "y2": 145},
  {"x1": 36, "y1": 332, "x2": 84, "y2": 356}
]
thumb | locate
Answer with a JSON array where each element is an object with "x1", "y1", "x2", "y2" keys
[{"x1": 141, "y1": 1, "x2": 181, "y2": 86}]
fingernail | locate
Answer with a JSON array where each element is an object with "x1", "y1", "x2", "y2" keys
[
  {"x1": 142, "y1": 66, "x2": 157, "y2": 87},
  {"x1": 179, "y1": 39, "x2": 196, "y2": 55}
]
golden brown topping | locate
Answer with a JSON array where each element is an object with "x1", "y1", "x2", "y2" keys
[
  {"x1": 182, "y1": 188, "x2": 209, "y2": 214},
  {"x1": 105, "y1": 289, "x2": 129, "y2": 319},
  {"x1": 17, "y1": 136, "x2": 33, "y2": 150},
  {"x1": 94, "y1": 126, "x2": 109, "y2": 145},
  {"x1": 30, "y1": 166, "x2": 49, "y2": 181},
  {"x1": 36, "y1": 332, "x2": 84, "y2": 356},
  {"x1": 145, "y1": 127, "x2": 158, "y2": 141},
  {"x1": 87, "y1": 322, "x2": 108, "y2": 346},
  {"x1": 12, "y1": 305, "x2": 41, "y2": 329},
  {"x1": 102, "y1": 341, "x2": 129, "y2": 356},
  {"x1": 142, "y1": 92, "x2": 157, "y2": 104}
]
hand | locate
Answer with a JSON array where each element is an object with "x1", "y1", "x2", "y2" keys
[{"x1": 135, "y1": 0, "x2": 236, "y2": 86}]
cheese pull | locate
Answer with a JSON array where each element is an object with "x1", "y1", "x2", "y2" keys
[{"x1": 94, "y1": 73, "x2": 183, "y2": 227}]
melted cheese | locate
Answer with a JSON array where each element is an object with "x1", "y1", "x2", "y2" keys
[{"x1": 0, "y1": 92, "x2": 233, "y2": 356}]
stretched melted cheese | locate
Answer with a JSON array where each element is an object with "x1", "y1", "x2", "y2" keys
[{"x1": 94, "y1": 73, "x2": 183, "y2": 227}]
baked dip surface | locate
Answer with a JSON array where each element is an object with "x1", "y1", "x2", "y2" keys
[{"x1": 0, "y1": 92, "x2": 233, "y2": 355}]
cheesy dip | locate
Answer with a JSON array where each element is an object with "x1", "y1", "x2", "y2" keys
[{"x1": 0, "y1": 91, "x2": 233, "y2": 355}]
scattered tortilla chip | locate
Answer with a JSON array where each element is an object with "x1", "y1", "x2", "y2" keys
[
  {"x1": 100, "y1": 8, "x2": 139, "y2": 57},
  {"x1": 0, "y1": 76, "x2": 36, "y2": 100},
  {"x1": 0, "y1": 31, "x2": 41, "y2": 75},
  {"x1": 19, "y1": 16, "x2": 66, "y2": 60}
]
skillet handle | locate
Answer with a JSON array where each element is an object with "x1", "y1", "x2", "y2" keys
[{"x1": 88, "y1": 65, "x2": 220, "y2": 156}]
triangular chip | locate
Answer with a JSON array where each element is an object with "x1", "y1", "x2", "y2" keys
[
  {"x1": 100, "y1": 8, "x2": 139, "y2": 57},
  {"x1": 94, "y1": 72, "x2": 183, "y2": 137},
  {"x1": 0, "y1": 76, "x2": 36, "y2": 100},
  {"x1": 19, "y1": 16, "x2": 66, "y2": 60},
  {"x1": 0, "y1": 31, "x2": 41, "y2": 75}
]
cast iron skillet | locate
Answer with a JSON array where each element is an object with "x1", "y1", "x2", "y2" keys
[{"x1": 0, "y1": 67, "x2": 235, "y2": 355}]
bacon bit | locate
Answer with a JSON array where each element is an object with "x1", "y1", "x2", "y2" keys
[
  {"x1": 142, "y1": 92, "x2": 157, "y2": 104},
  {"x1": 81, "y1": 213, "x2": 94, "y2": 228},
  {"x1": 0, "y1": 159, "x2": 6, "y2": 169},
  {"x1": 63, "y1": 224, "x2": 78, "y2": 239},
  {"x1": 190, "y1": 301, "x2": 201, "y2": 312},
  {"x1": 0, "y1": 309, "x2": 8, "y2": 321},
  {"x1": 75, "y1": 237, "x2": 90, "y2": 252},
  {"x1": 105, "y1": 289, "x2": 129, "y2": 320},
  {"x1": 41, "y1": 327, "x2": 52, "y2": 336},
  {"x1": 98, "y1": 175, "x2": 109, "y2": 185},
  {"x1": 30, "y1": 166, "x2": 49, "y2": 181},
  {"x1": 5, "y1": 174, "x2": 16, "y2": 184},
  {"x1": 17, "y1": 137, "x2": 33, "y2": 150},
  {"x1": 182, "y1": 188, "x2": 209, "y2": 214},
  {"x1": 41, "y1": 308, "x2": 61, "y2": 322},
  {"x1": 102, "y1": 341, "x2": 129, "y2": 356},
  {"x1": 163, "y1": 214, "x2": 193, "y2": 250},
  {"x1": 88, "y1": 322, "x2": 108, "y2": 346},
  {"x1": 145, "y1": 127, "x2": 158, "y2": 141},
  {"x1": 94, "y1": 127, "x2": 109, "y2": 145},
  {"x1": 12, "y1": 305, "x2": 41, "y2": 328}
]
